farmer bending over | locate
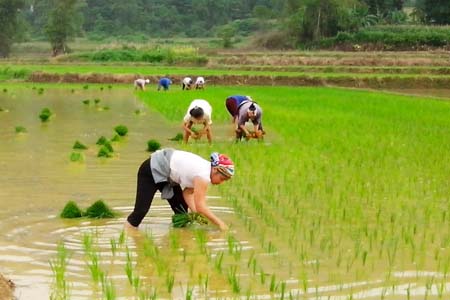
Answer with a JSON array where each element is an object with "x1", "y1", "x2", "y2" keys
[
  {"x1": 195, "y1": 77, "x2": 205, "y2": 89},
  {"x1": 236, "y1": 101, "x2": 264, "y2": 141},
  {"x1": 183, "y1": 99, "x2": 213, "y2": 144},
  {"x1": 134, "y1": 78, "x2": 150, "y2": 90},
  {"x1": 225, "y1": 95, "x2": 253, "y2": 127},
  {"x1": 158, "y1": 77, "x2": 172, "y2": 91},
  {"x1": 182, "y1": 77, "x2": 193, "y2": 90},
  {"x1": 126, "y1": 149, "x2": 234, "y2": 231}
]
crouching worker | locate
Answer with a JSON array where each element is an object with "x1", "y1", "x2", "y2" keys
[
  {"x1": 183, "y1": 99, "x2": 213, "y2": 144},
  {"x1": 126, "y1": 149, "x2": 234, "y2": 231},
  {"x1": 182, "y1": 77, "x2": 193, "y2": 90},
  {"x1": 225, "y1": 95, "x2": 253, "y2": 127},
  {"x1": 236, "y1": 101, "x2": 264, "y2": 141},
  {"x1": 195, "y1": 77, "x2": 205, "y2": 89},
  {"x1": 134, "y1": 78, "x2": 150, "y2": 90}
]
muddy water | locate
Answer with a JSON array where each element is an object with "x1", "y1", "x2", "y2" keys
[{"x1": 0, "y1": 86, "x2": 233, "y2": 299}]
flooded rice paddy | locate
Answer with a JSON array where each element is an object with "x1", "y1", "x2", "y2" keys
[{"x1": 0, "y1": 86, "x2": 449, "y2": 300}]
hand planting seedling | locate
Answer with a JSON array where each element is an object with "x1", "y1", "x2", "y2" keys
[{"x1": 172, "y1": 212, "x2": 209, "y2": 228}]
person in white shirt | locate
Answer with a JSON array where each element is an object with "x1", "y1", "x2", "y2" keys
[
  {"x1": 182, "y1": 99, "x2": 213, "y2": 144},
  {"x1": 195, "y1": 77, "x2": 205, "y2": 89},
  {"x1": 134, "y1": 78, "x2": 150, "y2": 90},
  {"x1": 182, "y1": 77, "x2": 193, "y2": 90},
  {"x1": 126, "y1": 149, "x2": 234, "y2": 230}
]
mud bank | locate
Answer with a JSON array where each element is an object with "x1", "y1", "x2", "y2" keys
[{"x1": 28, "y1": 71, "x2": 450, "y2": 89}]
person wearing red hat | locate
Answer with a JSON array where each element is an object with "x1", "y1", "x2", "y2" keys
[{"x1": 126, "y1": 149, "x2": 234, "y2": 231}]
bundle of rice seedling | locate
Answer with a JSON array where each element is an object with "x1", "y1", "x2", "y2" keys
[
  {"x1": 15, "y1": 126, "x2": 26, "y2": 133},
  {"x1": 85, "y1": 200, "x2": 116, "y2": 218},
  {"x1": 70, "y1": 152, "x2": 84, "y2": 162},
  {"x1": 172, "y1": 212, "x2": 209, "y2": 228},
  {"x1": 114, "y1": 125, "x2": 128, "y2": 136},
  {"x1": 168, "y1": 133, "x2": 183, "y2": 141},
  {"x1": 73, "y1": 140, "x2": 88, "y2": 150},
  {"x1": 60, "y1": 201, "x2": 83, "y2": 218},
  {"x1": 147, "y1": 139, "x2": 161, "y2": 152},
  {"x1": 39, "y1": 108, "x2": 52, "y2": 122}
]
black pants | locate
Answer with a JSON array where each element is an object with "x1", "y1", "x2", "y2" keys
[{"x1": 127, "y1": 158, "x2": 188, "y2": 227}]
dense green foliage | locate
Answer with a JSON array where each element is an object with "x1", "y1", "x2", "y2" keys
[
  {"x1": 0, "y1": 0, "x2": 25, "y2": 57},
  {"x1": 60, "y1": 200, "x2": 83, "y2": 218},
  {"x1": 3, "y1": 0, "x2": 446, "y2": 56}
]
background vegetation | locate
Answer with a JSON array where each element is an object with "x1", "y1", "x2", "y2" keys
[{"x1": 1, "y1": 0, "x2": 450, "y2": 58}]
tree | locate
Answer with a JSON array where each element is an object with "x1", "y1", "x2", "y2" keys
[
  {"x1": 0, "y1": 0, "x2": 25, "y2": 57},
  {"x1": 417, "y1": 0, "x2": 450, "y2": 24},
  {"x1": 45, "y1": 0, "x2": 81, "y2": 56}
]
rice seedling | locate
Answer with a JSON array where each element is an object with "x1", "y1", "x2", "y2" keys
[
  {"x1": 82, "y1": 99, "x2": 90, "y2": 105},
  {"x1": 94, "y1": 98, "x2": 101, "y2": 104},
  {"x1": 72, "y1": 140, "x2": 88, "y2": 150},
  {"x1": 69, "y1": 152, "x2": 84, "y2": 162},
  {"x1": 111, "y1": 134, "x2": 121, "y2": 142},
  {"x1": 125, "y1": 246, "x2": 134, "y2": 285},
  {"x1": 114, "y1": 125, "x2": 128, "y2": 136},
  {"x1": 49, "y1": 241, "x2": 71, "y2": 299},
  {"x1": 227, "y1": 265, "x2": 241, "y2": 293},
  {"x1": 146, "y1": 139, "x2": 161, "y2": 152},
  {"x1": 110, "y1": 238, "x2": 117, "y2": 256},
  {"x1": 2, "y1": 88, "x2": 7, "y2": 92},
  {"x1": 165, "y1": 273, "x2": 175, "y2": 293},
  {"x1": 39, "y1": 107, "x2": 52, "y2": 122},
  {"x1": 214, "y1": 251, "x2": 224, "y2": 273},
  {"x1": 60, "y1": 200, "x2": 83, "y2": 218},
  {"x1": 168, "y1": 133, "x2": 183, "y2": 141},
  {"x1": 83, "y1": 85, "x2": 89, "y2": 89},
  {"x1": 172, "y1": 212, "x2": 208, "y2": 228},
  {"x1": 101, "y1": 274, "x2": 116, "y2": 300},
  {"x1": 86, "y1": 250, "x2": 104, "y2": 285},
  {"x1": 96, "y1": 136, "x2": 108, "y2": 145},
  {"x1": 37, "y1": 87, "x2": 44, "y2": 94},
  {"x1": 98, "y1": 145, "x2": 113, "y2": 158},
  {"x1": 84, "y1": 200, "x2": 117, "y2": 218},
  {"x1": 15, "y1": 126, "x2": 26, "y2": 133}
]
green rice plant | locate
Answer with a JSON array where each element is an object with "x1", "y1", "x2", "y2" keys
[
  {"x1": 60, "y1": 200, "x2": 83, "y2": 218},
  {"x1": 146, "y1": 139, "x2": 161, "y2": 152},
  {"x1": 227, "y1": 265, "x2": 240, "y2": 293},
  {"x1": 86, "y1": 251, "x2": 104, "y2": 284},
  {"x1": 2, "y1": 88, "x2": 7, "y2": 93},
  {"x1": 110, "y1": 238, "x2": 117, "y2": 256},
  {"x1": 82, "y1": 99, "x2": 90, "y2": 105},
  {"x1": 97, "y1": 145, "x2": 113, "y2": 158},
  {"x1": 73, "y1": 140, "x2": 88, "y2": 150},
  {"x1": 83, "y1": 85, "x2": 89, "y2": 89},
  {"x1": 214, "y1": 251, "x2": 224, "y2": 273},
  {"x1": 101, "y1": 274, "x2": 116, "y2": 300},
  {"x1": 37, "y1": 87, "x2": 44, "y2": 94},
  {"x1": 49, "y1": 241, "x2": 71, "y2": 295},
  {"x1": 125, "y1": 247, "x2": 134, "y2": 285},
  {"x1": 84, "y1": 200, "x2": 117, "y2": 218},
  {"x1": 165, "y1": 273, "x2": 175, "y2": 293},
  {"x1": 168, "y1": 133, "x2": 183, "y2": 141},
  {"x1": 185, "y1": 285, "x2": 194, "y2": 300},
  {"x1": 69, "y1": 152, "x2": 84, "y2": 162},
  {"x1": 96, "y1": 136, "x2": 108, "y2": 145},
  {"x1": 118, "y1": 230, "x2": 126, "y2": 246},
  {"x1": 114, "y1": 125, "x2": 128, "y2": 136},
  {"x1": 172, "y1": 212, "x2": 208, "y2": 228},
  {"x1": 94, "y1": 98, "x2": 101, "y2": 104},
  {"x1": 111, "y1": 134, "x2": 121, "y2": 142},
  {"x1": 269, "y1": 273, "x2": 278, "y2": 292},
  {"x1": 15, "y1": 126, "x2": 26, "y2": 133},
  {"x1": 39, "y1": 107, "x2": 53, "y2": 122},
  {"x1": 194, "y1": 229, "x2": 208, "y2": 254}
]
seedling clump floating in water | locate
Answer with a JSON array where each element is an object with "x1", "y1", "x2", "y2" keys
[
  {"x1": 60, "y1": 201, "x2": 83, "y2": 218},
  {"x1": 169, "y1": 133, "x2": 183, "y2": 141},
  {"x1": 85, "y1": 200, "x2": 117, "y2": 218},
  {"x1": 70, "y1": 152, "x2": 84, "y2": 162},
  {"x1": 15, "y1": 126, "x2": 27, "y2": 133},
  {"x1": 147, "y1": 139, "x2": 161, "y2": 152},
  {"x1": 39, "y1": 108, "x2": 53, "y2": 122},
  {"x1": 114, "y1": 125, "x2": 128, "y2": 137},
  {"x1": 73, "y1": 140, "x2": 88, "y2": 150}
]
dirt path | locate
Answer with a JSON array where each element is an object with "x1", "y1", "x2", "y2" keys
[
  {"x1": 0, "y1": 274, "x2": 14, "y2": 300},
  {"x1": 28, "y1": 71, "x2": 450, "y2": 89}
]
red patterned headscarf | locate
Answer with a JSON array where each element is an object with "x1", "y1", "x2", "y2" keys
[{"x1": 210, "y1": 152, "x2": 235, "y2": 178}]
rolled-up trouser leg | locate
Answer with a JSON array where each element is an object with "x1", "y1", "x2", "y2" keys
[
  {"x1": 127, "y1": 158, "x2": 159, "y2": 227},
  {"x1": 166, "y1": 185, "x2": 188, "y2": 214}
]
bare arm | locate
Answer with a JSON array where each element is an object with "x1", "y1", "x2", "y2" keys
[
  {"x1": 192, "y1": 177, "x2": 228, "y2": 230},
  {"x1": 182, "y1": 188, "x2": 196, "y2": 211},
  {"x1": 183, "y1": 121, "x2": 196, "y2": 135}
]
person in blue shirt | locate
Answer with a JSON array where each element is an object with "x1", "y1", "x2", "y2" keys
[
  {"x1": 158, "y1": 77, "x2": 172, "y2": 91},
  {"x1": 225, "y1": 95, "x2": 253, "y2": 127}
]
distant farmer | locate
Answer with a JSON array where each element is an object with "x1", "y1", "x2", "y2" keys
[
  {"x1": 183, "y1": 99, "x2": 213, "y2": 144},
  {"x1": 134, "y1": 78, "x2": 150, "y2": 90},
  {"x1": 225, "y1": 95, "x2": 253, "y2": 127},
  {"x1": 195, "y1": 77, "x2": 205, "y2": 89},
  {"x1": 182, "y1": 77, "x2": 193, "y2": 90},
  {"x1": 126, "y1": 149, "x2": 234, "y2": 230},
  {"x1": 158, "y1": 77, "x2": 172, "y2": 91},
  {"x1": 236, "y1": 101, "x2": 264, "y2": 141}
]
